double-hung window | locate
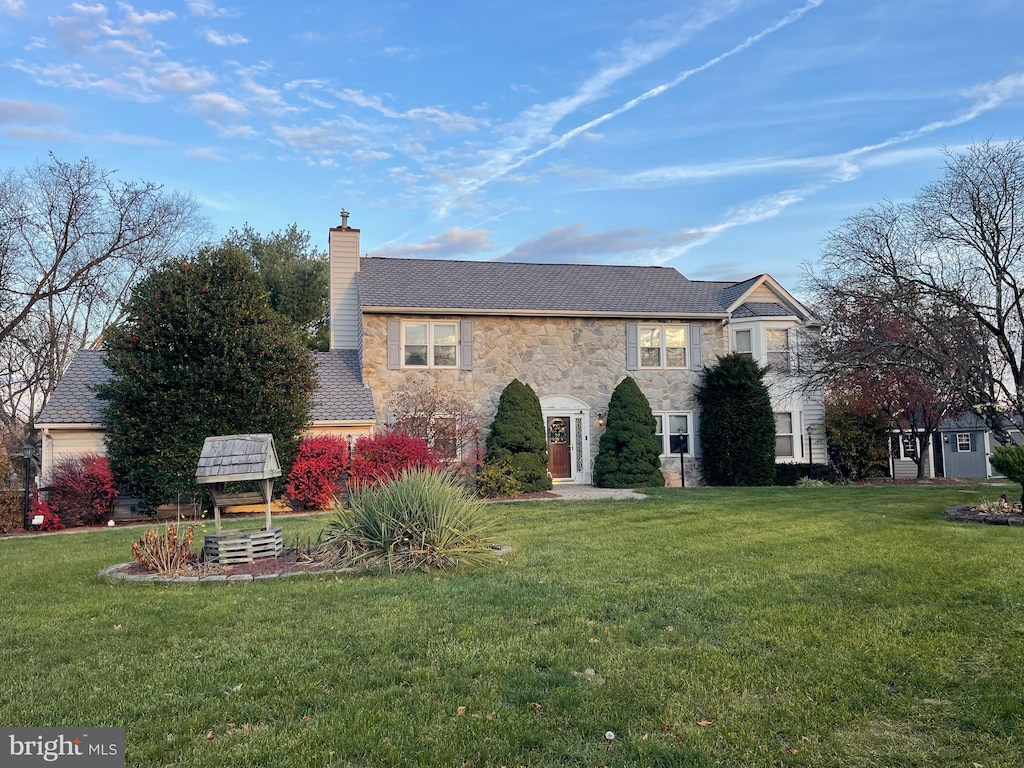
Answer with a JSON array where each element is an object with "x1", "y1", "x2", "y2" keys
[
  {"x1": 639, "y1": 325, "x2": 687, "y2": 369},
  {"x1": 653, "y1": 413, "x2": 691, "y2": 456},
  {"x1": 766, "y1": 328, "x2": 792, "y2": 372},
  {"x1": 955, "y1": 433, "x2": 972, "y2": 452},
  {"x1": 403, "y1": 322, "x2": 458, "y2": 368},
  {"x1": 734, "y1": 329, "x2": 753, "y2": 357},
  {"x1": 774, "y1": 412, "x2": 794, "y2": 458}
]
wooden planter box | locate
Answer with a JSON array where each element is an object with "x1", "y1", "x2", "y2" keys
[{"x1": 203, "y1": 527, "x2": 283, "y2": 565}]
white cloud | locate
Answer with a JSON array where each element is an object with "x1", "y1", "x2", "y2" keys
[
  {"x1": 1, "y1": 0, "x2": 26, "y2": 17},
  {"x1": 352, "y1": 149, "x2": 391, "y2": 162},
  {"x1": 132, "y1": 61, "x2": 216, "y2": 92},
  {"x1": 191, "y1": 91, "x2": 247, "y2": 117},
  {"x1": 0, "y1": 100, "x2": 66, "y2": 124},
  {"x1": 99, "y1": 131, "x2": 168, "y2": 146},
  {"x1": 339, "y1": 88, "x2": 484, "y2": 132},
  {"x1": 203, "y1": 28, "x2": 247, "y2": 46},
  {"x1": 186, "y1": 146, "x2": 228, "y2": 161},
  {"x1": 367, "y1": 228, "x2": 495, "y2": 259},
  {"x1": 185, "y1": 0, "x2": 238, "y2": 17},
  {"x1": 213, "y1": 123, "x2": 257, "y2": 138}
]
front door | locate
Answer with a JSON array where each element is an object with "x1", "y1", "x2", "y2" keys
[{"x1": 547, "y1": 416, "x2": 571, "y2": 479}]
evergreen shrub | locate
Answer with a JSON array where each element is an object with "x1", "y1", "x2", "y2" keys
[
  {"x1": 484, "y1": 379, "x2": 551, "y2": 493},
  {"x1": 696, "y1": 353, "x2": 776, "y2": 486},
  {"x1": 593, "y1": 377, "x2": 665, "y2": 488}
]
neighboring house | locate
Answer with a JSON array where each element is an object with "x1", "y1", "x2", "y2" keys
[
  {"x1": 890, "y1": 414, "x2": 1024, "y2": 480},
  {"x1": 36, "y1": 215, "x2": 826, "y2": 491}
]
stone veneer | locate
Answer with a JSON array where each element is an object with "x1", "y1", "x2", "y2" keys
[{"x1": 362, "y1": 314, "x2": 730, "y2": 485}]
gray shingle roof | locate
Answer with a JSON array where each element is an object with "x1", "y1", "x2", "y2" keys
[
  {"x1": 38, "y1": 349, "x2": 376, "y2": 426},
  {"x1": 357, "y1": 258, "x2": 735, "y2": 315},
  {"x1": 311, "y1": 350, "x2": 375, "y2": 421},
  {"x1": 732, "y1": 301, "x2": 796, "y2": 318},
  {"x1": 35, "y1": 349, "x2": 109, "y2": 425}
]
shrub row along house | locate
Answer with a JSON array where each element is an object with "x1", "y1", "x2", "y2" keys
[{"x1": 36, "y1": 214, "x2": 825, "y2": 495}]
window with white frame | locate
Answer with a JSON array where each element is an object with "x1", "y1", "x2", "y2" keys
[
  {"x1": 402, "y1": 322, "x2": 458, "y2": 368},
  {"x1": 899, "y1": 434, "x2": 918, "y2": 460},
  {"x1": 639, "y1": 325, "x2": 688, "y2": 369},
  {"x1": 653, "y1": 413, "x2": 691, "y2": 456},
  {"x1": 955, "y1": 433, "x2": 972, "y2": 452},
  {"x1": 734, "y1": 328, "x2": 753, "y2": 357},
  {"x1": 774, "y1": 412, "x2": 794, "y2": 458},
  {"x1": 766, "y1": 328, "x2": 792, "y2": 372}
]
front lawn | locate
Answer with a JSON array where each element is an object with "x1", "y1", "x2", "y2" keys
[{"x1": 2, "y1": 485, "x2": 1023, "y2": 767}]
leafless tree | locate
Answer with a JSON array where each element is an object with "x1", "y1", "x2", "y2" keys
[
  {"x1": 0, "y1": 154, "x2": 209, "y2": 428},
  {"x1": 803, "y1": 139, "x2": 1024, "y2": 443},
  {"x1": 386, "y1": 381, "x2": 482, "y2": 465}
]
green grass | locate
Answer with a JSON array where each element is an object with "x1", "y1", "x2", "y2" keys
[{"x1": 2, "y1": 485, "x2": 1024, "y2": 767}]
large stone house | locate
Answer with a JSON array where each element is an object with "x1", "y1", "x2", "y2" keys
[{"x1": 36, "y1": 216, "x2": 825, "y2": 489}]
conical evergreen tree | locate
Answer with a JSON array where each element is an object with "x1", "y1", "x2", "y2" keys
[
  {"x1": 485, "y1": 379, "x2": 552, "y2": 492},
  {"x1": 593, "y1": 377, "x2": 665, "y2": 488},
  {"x1": 696, "y1": 353, "x2": 776, "y2": 485}
]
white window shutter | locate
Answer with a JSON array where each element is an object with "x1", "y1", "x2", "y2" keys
[
  {"x1": 387, "y1": 318, "x2": 401, "y2": 370},
  {"x1": 459, "y1": 319, "x2": 474, "y2": 371},
  {"x1": 689, "y1": 323, "x2": 703, "y2": 370}
]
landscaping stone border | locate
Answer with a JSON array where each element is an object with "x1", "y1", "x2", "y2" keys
[
  {"x1": 944, "y1": 506, "x2": 1024, "y2": 526},
  {"x1": 98, "y1": 544, "x2": 515, "y2": 584}
]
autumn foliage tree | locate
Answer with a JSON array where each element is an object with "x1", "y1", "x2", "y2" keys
[
  {"x1": 805, "y1": 140, "x2": 1024, "y2": 444},
  {"x1": 99, "y1": 245, "x2": 316, "y2": 509}
]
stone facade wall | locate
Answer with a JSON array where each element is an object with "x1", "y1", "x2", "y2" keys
[{"x1": 362, "y1": 314, "x2": 730, "y2": 484}]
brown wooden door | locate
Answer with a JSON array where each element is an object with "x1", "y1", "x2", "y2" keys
[{"x1": 547, "y1": 416, "x2": 571, "y2": 479}]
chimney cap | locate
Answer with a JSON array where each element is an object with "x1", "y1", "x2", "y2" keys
[{"x1": 339, "y1": 209, "x2": 350, "y2": 228}]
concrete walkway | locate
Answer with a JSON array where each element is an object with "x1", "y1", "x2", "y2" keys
[{"x1": 548, "y1": 484, "x2": 647, "y2": 501}]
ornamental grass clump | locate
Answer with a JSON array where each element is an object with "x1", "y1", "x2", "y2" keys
[
  {"x1": 319, "y1": 468, "x2": 497, "y2": 573},
  {"x1": 130, "y1": 524, "x2": 197, "y2": 575}
]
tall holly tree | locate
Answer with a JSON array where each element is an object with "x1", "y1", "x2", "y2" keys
[
  {"x1": 98, "y1": 245, "x2": 316, "y2": 508},
  {"x1": 696, "y1": 353, "x2": 776, "y2": 486},
  {"x1": 593, "y1": 377, "x2": 665, "y2": 488},
  {"x1": 485, "y1": 379, "x2": 551, "y2": 493}
]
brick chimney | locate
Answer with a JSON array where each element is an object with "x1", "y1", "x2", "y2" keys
[{"x1": 329, "y1": 209, "x2": 361, "y2": 351}]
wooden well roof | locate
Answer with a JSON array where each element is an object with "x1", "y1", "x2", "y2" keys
[{"x1": 195, "y1": 434, "x2": 282, "y2": 485}]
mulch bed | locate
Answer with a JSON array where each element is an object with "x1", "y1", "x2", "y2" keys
[
  {"x1": 945, "y1": 502, "x2": 1024, "y2": 526},
  {"x1": 118, "y1": 550, "x2": 336, "y2": 578}
]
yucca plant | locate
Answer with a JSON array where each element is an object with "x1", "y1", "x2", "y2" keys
[{"x1": 318, "y1": 468, "x2": 498, "y2": 573}]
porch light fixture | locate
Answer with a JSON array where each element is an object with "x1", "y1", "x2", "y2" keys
[{"x1": 597, "y1": 412, "x2": 606, "y2": 427}]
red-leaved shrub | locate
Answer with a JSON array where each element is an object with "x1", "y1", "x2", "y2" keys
[
  {"x1": 286, "y1": 436, "x2": 350, "y2": 510},
  {"x1": 349, "y1": 430, "x2": 441, "y2": 488},
  {"x1": 48, "y1": 453, "x2": 119, "y2": 526},
  {"x1": 31, "y1": 494, "x2": 63, "y2": 531}
]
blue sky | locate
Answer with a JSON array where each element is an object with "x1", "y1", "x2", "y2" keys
[{"x1": 2, "y1": 0, "x2": 1023, "y2": 289}]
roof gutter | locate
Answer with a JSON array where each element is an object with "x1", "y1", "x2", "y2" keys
[{"x1": 362, "y1": 306, "x2": 729, "y2": 320}]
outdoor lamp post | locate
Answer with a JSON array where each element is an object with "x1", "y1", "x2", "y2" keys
[
  {"x1": 22, "y1": 443, "x2": 32, "y2": 530},
  {"x1": 678, "y1": 428, "x2": 686, "y2": 488}
]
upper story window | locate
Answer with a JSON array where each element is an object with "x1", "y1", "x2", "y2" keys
[
  {"x1": 639, "y1": 325, "x2": 688, "y2": 369},
  {"x1": 403, "y1": 322, "x2": 458, "y2": 368},
  {"x1": 766, "y1": 328, "x2": 791, "y2": 373},
  {"x1": 734, "y1": 329, "x2": 753, "y2": 357}
]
